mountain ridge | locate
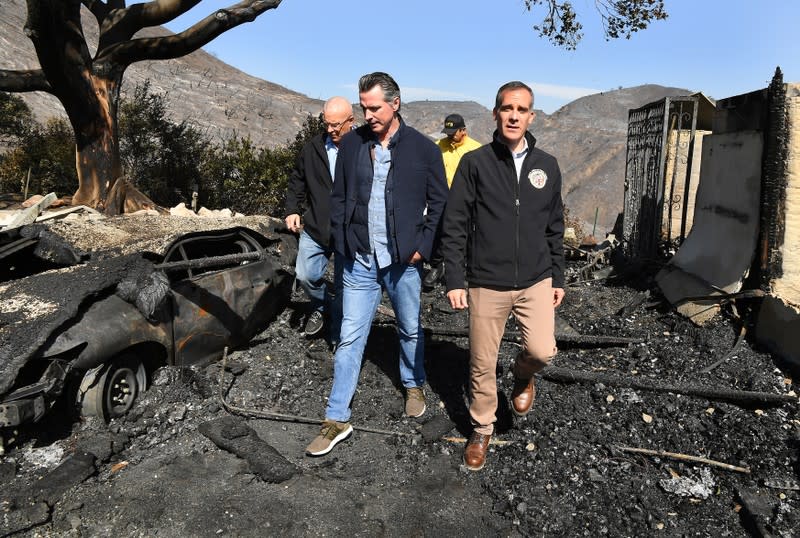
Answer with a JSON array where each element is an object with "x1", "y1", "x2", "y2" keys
[{"x1": 0, "y1": 0, "x2": 694, "y2": 233}]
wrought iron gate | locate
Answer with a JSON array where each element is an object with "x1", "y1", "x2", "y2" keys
[{"x1": 623, "y1": 96, "x2": 699, "y2": 258}]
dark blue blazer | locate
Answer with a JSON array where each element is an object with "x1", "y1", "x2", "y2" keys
[{"x1": 331, "y1": 117, "x2": 448, "y2": 264}]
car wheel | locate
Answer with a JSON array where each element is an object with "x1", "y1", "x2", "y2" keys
[{"x1": 80, "y1": 354, "x2": 147, "y2": 421}]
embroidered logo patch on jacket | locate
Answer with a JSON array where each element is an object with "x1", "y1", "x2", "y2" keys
[{"x1": 528, "y1": 169, "x2": 548, "y2": 189}]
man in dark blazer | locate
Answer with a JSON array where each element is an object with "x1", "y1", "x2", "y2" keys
[
  {"x1": 285, "y1": 96, "x2": 354, "y2": 344},
  {"x1": 306, "y1": 72, "x2": 448, "y2": 456}
]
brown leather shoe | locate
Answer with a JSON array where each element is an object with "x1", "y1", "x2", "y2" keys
[
  {"x1": 463, "y1": 432, "x2": 491, "y2": 471},
  {"x1": 511, "y1": 377, "x2": 536, "y2": 417}
]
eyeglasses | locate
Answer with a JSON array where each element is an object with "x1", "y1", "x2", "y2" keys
[{"x1": 324, "y1": 116, "x2": 353, "y2": 132}]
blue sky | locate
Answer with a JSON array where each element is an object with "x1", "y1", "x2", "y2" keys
[{"x1": 166, "y1": 1, "x2": 800, "y2": 114}]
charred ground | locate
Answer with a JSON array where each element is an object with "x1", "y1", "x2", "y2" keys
[{"x1": 1, "y1": 258, "x2": 799, "y2": 537}]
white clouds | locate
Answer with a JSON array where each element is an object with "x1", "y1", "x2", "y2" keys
[
  {"x1": 339, "y1": 83, "x2": 477, "y2": 103},
  {"x1": 335, "y1": 81, "x2": 601, "y2": 112},
  {"x1": 401, "y1": 86, "x2": 476, "y2": 102},
  {"x1": 400, "y1": 82, "x2": 601, "y2": 106},
  {"x1": 527, "y1": 81, "x2": 602, "y2": 101}
]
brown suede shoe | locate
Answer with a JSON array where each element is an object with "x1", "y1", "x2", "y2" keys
[
  {"x1": 463, "y1": 431, "x2": 492, "y2": 471},
  {"x1": 511, "y1": 377, "x2": 536, "y2": 417}
]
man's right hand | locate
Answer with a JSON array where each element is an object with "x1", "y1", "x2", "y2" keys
[
  {"x1": 447, "y1": 289, "x2": 468, "y2": 310},
  {"x1": 285, "y1": 214, "x2": 301, "y2": 233}
]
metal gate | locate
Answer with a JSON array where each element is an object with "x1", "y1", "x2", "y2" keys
[{"x1": 623, "y1": 96, "x2": 699, "y2": 259}]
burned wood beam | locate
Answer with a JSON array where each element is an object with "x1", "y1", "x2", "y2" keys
[
  {"x1": 0, "y1": 237, "x2": 37, "y2": 259},
  {"x1": 541, "y1": 366, "x2": 797, "y2": 406},
  {"x1": 613, "y1": 445, "x2": 750, "y2": 473},
  {"x1": 154, "y1": 250, "x2": 262, "y2": 271},
  {"x1": 674, "y1": 288, "x2": 766, "y2": 306},
  {"x1": 423, "y1": 326, "x2": 644, "y2": 347},
  {"x1": 197, "y1": 415, "x2": 298, "y2": 483},
  {"x1": 737, "y1": 488, "x2": 775, "y2": 537}
]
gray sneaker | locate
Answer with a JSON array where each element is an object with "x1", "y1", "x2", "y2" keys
[
  {"x1": 405, "y1": 387, "x2": 426, "y2": 417},
  {"x1": 305, "y1": 419, "x2": 353, "y2": 456},
  {"x1": 304, "y1": 310, "x2": 325, "y2": 336}
]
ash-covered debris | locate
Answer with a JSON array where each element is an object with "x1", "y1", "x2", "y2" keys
[
  {"x1": 0, "y1": 255, "x2": 797, "y2": 536},
  {"x1": 565, "y1": 233, "x2": 621, "y2": 283},
  {"x1": 198, "y1": 415, "x2": 298, "y2": 483},
  {"x1": 0, "y1": 252, "x2": 156, "y2": 395},
  {"x1": 659, "y1": 466, "x2": 715, "y2": 499},
  {"x1": 114, "y1": 261, "x2": 169, "y2": 320},
  {"x1": 22, "y1": 213, "x2": 288, "y2": 261}
]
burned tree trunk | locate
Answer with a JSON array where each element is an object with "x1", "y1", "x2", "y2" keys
[
  {"x1": 17, "y1": 0, "x2": 126, "y2": 210},
  {"x1": 71, "y1": 75, "x2": 124, "y2": 209}
]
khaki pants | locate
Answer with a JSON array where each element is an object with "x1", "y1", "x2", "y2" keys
[{"x1": 468, "y1": 278, "x2": 557, "y2": 435}]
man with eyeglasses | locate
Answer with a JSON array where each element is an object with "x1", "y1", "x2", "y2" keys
[
  {"x1": 285, "y1": 96, "x2": 354, "y2": 346},
  {"x1": 305, "y1": 72, "x2": 448, "y2": 456}
]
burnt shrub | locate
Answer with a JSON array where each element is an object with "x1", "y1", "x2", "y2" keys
[
  {"x1": 199, "y1": 113, "x2": 324, "y2": 216},
  {"x1": 118, "y1": 81, "x2": 210, "y2": 207},
  {"x1": 0, "y1": 83, "x2": 324, "y2": 218},
  {"x1": 0, "y1": 113, "x2": 77, "y2": 198}
]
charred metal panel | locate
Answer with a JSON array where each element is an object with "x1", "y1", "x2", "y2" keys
[
  {"x1": 40, "y1": 294, "x2": 173, "y2": 370},
  {"x1": 712, "y1": 88, "x2": 769, "y2": 135},
  {"x1": 623, "y1": 96, "x2": 700, "y2": 259},
  {"x1": 171, "y1": 262, "x2": 291, "y2": 366}
]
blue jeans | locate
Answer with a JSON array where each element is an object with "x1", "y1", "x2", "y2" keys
[
  {"x1": 295, "y1": 230, "x2": 343, "y2": 343},
  {"x1": 325, "y1": 256, "x2": 425, "y2": 422}
]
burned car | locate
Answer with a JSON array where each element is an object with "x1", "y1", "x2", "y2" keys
[{"x1": 0, "y1": 216, "x2": 295, "y2": 436}]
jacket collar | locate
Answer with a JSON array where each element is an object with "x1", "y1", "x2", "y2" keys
[
  {"x1": 490, "y1": 129, "x2": 537, "y2": 159},
  {"x1": 357, "y1": 114, "x2": 406, "y2": 147},
  {"x1": 303, "y1": 132, "x2": 326, "y2": 163}
]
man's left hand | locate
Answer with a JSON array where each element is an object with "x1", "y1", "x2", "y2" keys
[
  {"x1": 408, "y1": 251, "x2": 423, "y2": 265},
  {"x1": 553, "y1": 287, "x2": 565, "y2": 308}
]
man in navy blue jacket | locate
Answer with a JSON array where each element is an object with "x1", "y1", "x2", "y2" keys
[{"x1": 306, "y1": 72, "x2": 448, "y2": 456}]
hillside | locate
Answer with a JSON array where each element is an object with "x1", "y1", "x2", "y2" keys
[
  {"x1": 0, "y1": 1, "x2": 694, "y2": 234},
  {"x1": 535, "y1": 85, "x2": 694, "y2": 234}
]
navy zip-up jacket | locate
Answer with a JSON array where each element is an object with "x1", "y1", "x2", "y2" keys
[
  {"x1": 331, "y1": 117, "x2": 448, "y2": 263},
  {"x1": 441, "y1": 130, "x2": 565, "y2": 290}
]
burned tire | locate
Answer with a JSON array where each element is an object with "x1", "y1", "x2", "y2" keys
[{"x1": 80, "y1": 354, "x2": 147, "y2": 422}]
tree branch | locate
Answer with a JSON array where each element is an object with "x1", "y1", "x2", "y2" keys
[
  {"x1": 0, "y1": 69, "x2": 52, "y2": 93},
  {"x1": 525, "y1": 0, "x2": 666, "y2": 49},
  {"x1": 526, "y1": 0, "x2": 583, "y2": 50},
  {"x1": 594, "y1": 0, "x2": 667, "y2": 40},
  {"x1": 96, "y1": 0, "x2": 204, "y2": 50},
  {"x1": 81, "y1": 0, "x2": 109, "y2": 21},
  {"x1": 613, "y1": 445, "x2": 751, "y2": 474},
  {"x1": 24, "y1": 1, "x2": 102, "y2": 132},
  {"x1": 100, "y1": 0, "x2": 282, "y2": 66},
  {"x1": 129, "y1": 0, "x2": 204, "y2": 29}
]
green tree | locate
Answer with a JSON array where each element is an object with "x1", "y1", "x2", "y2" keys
[{"x1": 0, "y1": 83, "x2": 324, "y2": 216}]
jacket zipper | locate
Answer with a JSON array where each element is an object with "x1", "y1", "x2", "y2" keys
[{"x1": 514, "y1": 167, "x2": 520, "y2": 288}]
